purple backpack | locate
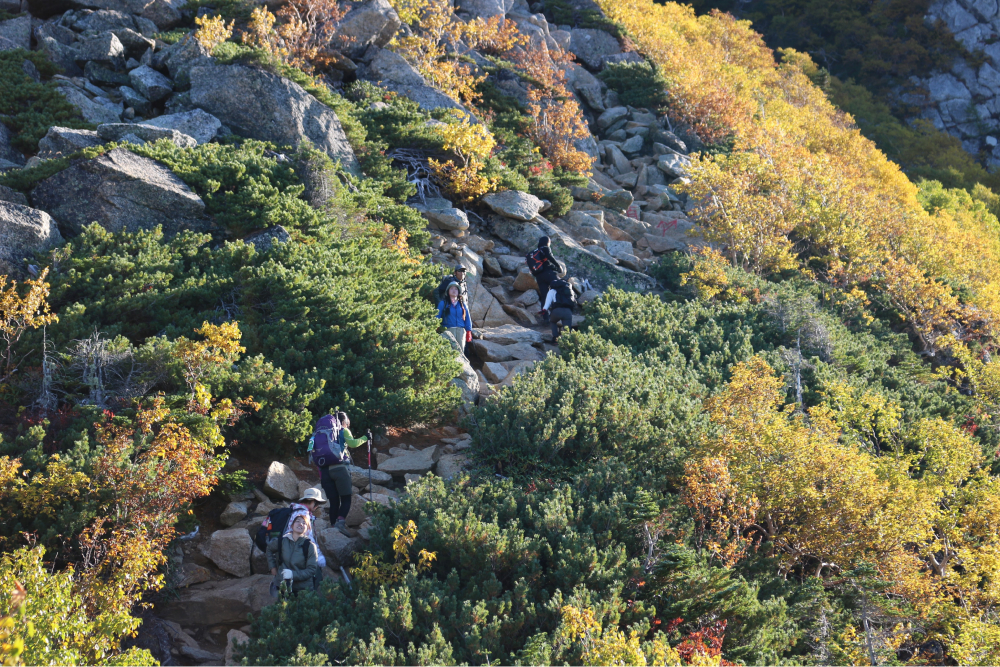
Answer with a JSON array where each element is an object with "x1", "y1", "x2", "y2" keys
[{"x1": 310, "y1": 414, "x2": 345, "y2": 467}]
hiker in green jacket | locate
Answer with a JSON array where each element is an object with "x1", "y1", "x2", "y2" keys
[
  {"x1": 315, "y1": 412, "x2": 368, "y2": 535},
  {"x1": 267, "y1": 512, "x2": 319, "y2": 595}
]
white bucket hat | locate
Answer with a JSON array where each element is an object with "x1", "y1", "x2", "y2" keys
[{"x1": 297, "y1": 487, "x2": 325, "y2": 503}]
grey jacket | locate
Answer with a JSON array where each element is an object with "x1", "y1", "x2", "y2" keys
[{"x1": 267, "y1": 534, "x2": 319, "y2": 592}]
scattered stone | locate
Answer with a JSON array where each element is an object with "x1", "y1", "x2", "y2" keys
[
  {"x1": 481, "y1": 361, "x2": 508, "y2": 383},
  {"x1": 220, "y1": 501, "x2": 249, "y2": 527},
  {"x1": 470, "y1": 338, "x2": 514, "y2": 362},
  {"x1": 482, "y1": 190, "x2": 545, "y2": 221},
  {"x1": 597, "y1": 106, "x2": 629, "y2": 130},
  {"x1": 490, "y1": 218, "x2": 546, "y2": 251},
  {"x1": 569, "y1": 28, "x2": 621, "y2": 69},
  {"x1": 476, "y1": 323, "x2": 546, "y2": 345},
  {"x1": 435, "y1": 453, "x2": 468, "y2": 480},
  {"x1": 173, "y1": 562, "x2": 211, "y2": 588},
  {"x1": 505, "y1": 342, "x2": 545, "y2": 361},
  {"x1": 31, "y1": 148, "x2": 206, "y2": 236},
  {"x1": 483, "y1": 255, "x2": 503, "y2": 276},
  {"x1": 118, "y1": 86, "x2": 150, "y2": 115},
  {"x1": 205, "y1": 527, "x2": 253, "y2": 577},
  {"x1": 74, "y1": 32, "x2": 126, "y2": 69},
  {"x1": 657, "y1": 153, "x2": 692, "y2": 178},
  {"x1": 497, "y1": 254, "x2": 525, "y2": 272},
  {"x1": 244, "y1": 225, "x2": 291, "y2": 252},
  {"x1": 97, "y1": 122, "x2": 197, "y2": 148},
  {"x1": 513, "y1": 289, "x2": 539, "y2": 307},
  {"x1": 0, "y1": 202, "x2": 64, "y2": 277},
  {"x1": 190, "y1": 64, "x2": 360, "y2": 173},
  {"x1": 344, "y1": 463, "x2": 393, "y2": 487},
  {"x1": 225, "y1": 629, "x2": 249, "y2": 666},
  {"x1": 262, "y1": 461, "x2": 300, "y2": 500},
  {"x1": 599, "y1": 189, "x2": 633, "y2": 213},
  {"x1": 404, "y1": 473, "x2": 421, "y2": 484},
  {"x1": 0, "y1": 15, "x2": 32, "y2": 52},
  {"x1": 318, "y1": 527, "x2": 362, "y2": 566},
  {"x1": 0, "y1": 185, "x2": 26, "y2": 206},
  {"x1": 378, "y1": 445, "x2": 441, "y2": 476},
  {"x1": 423, "y1": 206, "x2": 469, "y2": 230},
  {"x1": 129, "y1": 64, "x2": 173, "y2": 102},
  {"x1": 500, "y1": 360, "x2": 536, "y2": 386},
  {"x1": 512, "y1": 266, "x2": 539, "y2": 291},
  {"x1": 57, "y1": 84, "x2": 121, "y2": 124},
  {"x1": 336, "y1": 0, "x2": 401, "y2": 58}
]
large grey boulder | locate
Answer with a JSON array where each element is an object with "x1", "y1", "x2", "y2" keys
[
  {"x1": 262, "y1": 461, "x2": 299, "y2": 500},
  {"x1": 378, "y1": 445, "x2": 441, "y2": 476},
  {"x1": 97, "y1": 122, "x2": 197, "y2": 147},
  {"x1": 541, "y1": 220, "x2": 656, "y2": 291},
  {"x1": 336, "y1": 0, "x2": 401, "y2": 58},
  {"x1": 57, "y1": 85, "x2": 122, "y2": 124},
  {"x1": 204, "y1": 527, "x2": 253, "y2": 577},
  {"x1": 456, "y1": 0, "x2": 505, "y2": 19},
  {"x1": 0, "y1": 202, "x2": 64, "y2": 276},
  {"x1": 74, "y1": 8, "x2": 136, "y2": 32},
  {"x1": 244, "y1": 225, "x2": 290, "y2": 252},
  {"x1": 74, "y1": 31, "x2": 126, "y2": 68},
  {"x1": 36, "y1": 126, "x2": 103, "y2": 160},
  {"x1": 657, "y1": 153, "x2": 692, "y2": 178},
  {"x1": 489, "y1": 217, "x2": 546, "y2": 251},
  {"x1": 37, "y1": 36, "x2": 82, "y2": 76},
  {"x1": 364, "y1": 48, "x2": 465, "y2": 111},
  {"x1": 482, "y1": 190, "x2": 545, "y2": 221},
  {"x1": 129, "y1": 64, "x2": 173, "y2": 102},
  {"x1": 318, "y1": 527, "x2": 362, "y2": 566},
  {"x1": 159, "y1": 575, "x2": 274, "y2": 626},
  {"x1": 344, "y1": 463, "x2": 393, "y2": 487},
  {"x1": 220, "y1": 501, "x2": 249, "y2": 527},
  {"x1": 30, "y1": 148, "x2": 206, "y2": 236},
  {"x1": 413, "y1": 198, "x2": 469, "y2": 230},
  {"x1": 141, "y1": 108, "x2": 221, "y2": 144},
  {"x1": 0, "y1": 185, "x2": 27, "y2": 206},
  {"x1": 141, "y1": 0, "x2": 183, "y2": 30},
  {"x1": 476, "y1": 324, "x2": 545, "y2": 346},
  {"x1": 190, "y1": 64, "x2": 360, "y2": 173},
  {"x1": 435, "y1": 453, "x2": 469, "y2": 480},
  {"x1": 569, "y1": 28, "x2": 621, "y2": 70},
  {"x1": 0, "y1": 15, "x2": 31, "y2": 51}
]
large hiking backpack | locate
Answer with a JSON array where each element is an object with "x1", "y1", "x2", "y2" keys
[
  {"x1": 551, "y1": 279, "x2": 577, "y2": 309},
  {"x1": 526, "y1": 248, "x2": 548, "y2": 276},
  {"x1": 310, "y1": 414, "x2": 345, "y2": 468}
]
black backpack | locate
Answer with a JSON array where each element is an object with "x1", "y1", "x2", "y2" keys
[
  {"x1": 526, "y1": 248, "x2": 548, "y2": 276},
  {"x1": 552, "y1": 279, "x2": 577, "y2": 309},
  {"x1": 250, "y1": 507, "x2": 293, "y2": 572}
]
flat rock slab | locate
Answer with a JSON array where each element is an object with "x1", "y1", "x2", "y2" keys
[
  {"x1": 36, "y1": 126, "x2": 103, "y2": 160},
  {"x1": 378, "y1": 445, "x2": 441, "y2": 476},
  {"x1": 481, "y1": 190, "x2": 544, "y2": 221},
  {"x1": 141, "y1": 109, "x2": 221, "y2": 144},
  {"x1": 476, "y1": 324, "x2": 546, "y2": 346},
  {"x1": 30, "y1": 148, "x2": 206, "y2": 236},
  {"x1": 159, "y1": 575, "x2": 274, "y2": 626},
  {"x1": 470, "y1": 338, "x2": 514, "y2": 362},
  {"x1": 190, "y1": 64, "x2": 360, "y2": 174}
]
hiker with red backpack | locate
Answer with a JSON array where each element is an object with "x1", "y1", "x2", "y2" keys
[
  {"x1": 308, "y1": 412, "x2": 368, "y2": 533},
  {"x1": 526, "y1": 236, "x2": 564, "y2": 322}
]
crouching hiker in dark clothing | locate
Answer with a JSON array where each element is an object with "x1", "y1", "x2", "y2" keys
[
  {"x1": 267, "y1": 513, "x2": 318, "y2": 596},
  {"x1": 526, "y1": 236, "x2": 563, "y2": 322},
  {"x1": 541, "y1": 278, "x2": 577, "y2": 342}
]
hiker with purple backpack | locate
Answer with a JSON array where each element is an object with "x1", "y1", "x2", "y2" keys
[{"x1": 308, "y1": 411, "x2": 368, "y2": 533}]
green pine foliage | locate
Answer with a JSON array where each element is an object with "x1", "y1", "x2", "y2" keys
[
  {"x1": 0, "y1": 49, "x2": 92, "y2": 154},
  {"x1": 598, "y1": 61, "x2": 670, "y2": 110},
  {"x1": 42, "y1": 222, "x2": 460, "y2": 447}
]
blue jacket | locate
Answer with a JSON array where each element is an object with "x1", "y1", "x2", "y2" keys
[{"x1": 438, "y1": 298, "x2": 472, "y2": 331}]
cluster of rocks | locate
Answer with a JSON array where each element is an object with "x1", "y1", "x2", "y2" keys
[
  {"x1": 160, "y1": 428, "x2": 470, "y2": 664},
  {"x1": 905, "y1": 0, "x2": 1000, "y2": 164}
]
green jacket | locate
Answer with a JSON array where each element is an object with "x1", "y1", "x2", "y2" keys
[
  {"x1": 267, "y1": 535, "x2": 318, "y2": 592},
  {"x1": 342, "y1": 427, "x2": 368, "y2": 450}
]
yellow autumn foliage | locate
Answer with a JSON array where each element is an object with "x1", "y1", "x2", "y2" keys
[{"x1": 598, "y1": 0, "x2": 1000, "y2": 350}]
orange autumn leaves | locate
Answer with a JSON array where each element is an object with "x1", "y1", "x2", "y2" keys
[{"x1": 600, "y1": 0, "x2": 1000, "y2": 351}]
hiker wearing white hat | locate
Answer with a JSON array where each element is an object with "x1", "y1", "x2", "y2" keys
[{"x1": 286, "y1": 487, "x2": 327, "y2": 589}]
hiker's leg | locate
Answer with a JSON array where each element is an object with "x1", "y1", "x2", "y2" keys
[
  {"x1": 319, "y1": 467, "x2": 341, "y2": 522},
  {"x1": 550, "y1": 313, "x2": 560, "y2": 340},
  {"x1": 447, "y1": 326, "x2": 466, "y2": 355},
  {"x1": 337, "y1": 493, "x2": 352, "y2": 520},
  {"x1": 551, "y1": 308, "x2": 572, "y2": 342}
]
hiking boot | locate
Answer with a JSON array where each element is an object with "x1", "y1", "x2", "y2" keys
[{"x1": 334, "y1": 518, "x2": 349, "y2": 535}]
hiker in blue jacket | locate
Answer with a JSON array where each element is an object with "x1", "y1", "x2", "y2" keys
[{"x1": 437, "y1": 281, "x2": 473, "y2": 354}]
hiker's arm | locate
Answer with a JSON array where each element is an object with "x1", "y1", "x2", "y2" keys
[
  {"x1": 342, "y1": 427, "x2": 368, "y2": 449},
  {"x1": 437, "y1": 301, "x2": 445, "y2": 319},
  {"x1": 293, "y1": 543, "x2": 319, "y2": 581},
  {"x1": 543, "y1": 289, "x2": 557, "y2": 311},
  {"x1": 463, "y1": 304, "x2": 473, "y2": 331}
]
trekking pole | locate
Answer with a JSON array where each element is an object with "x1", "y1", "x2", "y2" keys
[{"x1": 367, "y1": 429, "x2": 374, "y2": 502}]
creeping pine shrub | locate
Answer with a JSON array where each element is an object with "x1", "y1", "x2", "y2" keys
[
  {"x1": 0, "y1": 50, "x2": 91, "y2": 153},
  {"x1": 43, "y1": 223, "x2": 460, "y2": 445},
  {"x1": 239, "y1": 470, "x2": 663, "y2": 666},
  {"x1": 598, "y1": 61, "x2": 670, "y2": 110}
]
